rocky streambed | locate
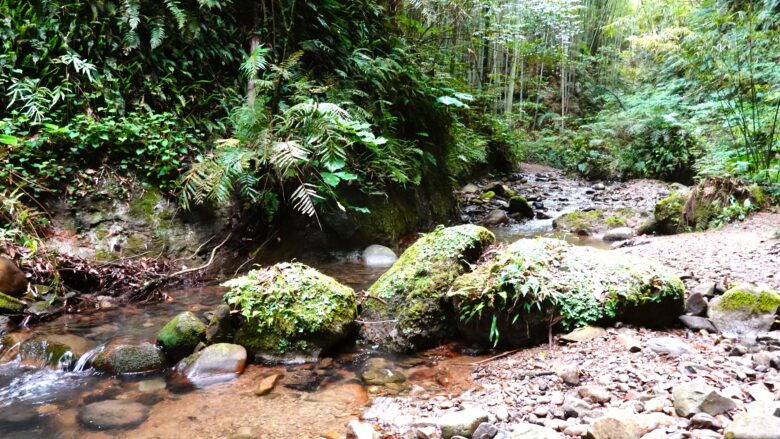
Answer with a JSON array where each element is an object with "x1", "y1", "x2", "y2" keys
[{"x1": 1, "y1": 164, "x2": 779, "y2": 439}]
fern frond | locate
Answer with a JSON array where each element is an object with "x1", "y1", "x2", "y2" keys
[{"x1": 290, "y1": 183, "x2": 323, "y2": 218}]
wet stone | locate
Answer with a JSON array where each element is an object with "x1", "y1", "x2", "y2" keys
[
  {"x1": 284, "y1": 369, "x2": 321, "y2": 391},
  {"x1": 77, "y1": 399, "x2": 149, "y2": 430}
]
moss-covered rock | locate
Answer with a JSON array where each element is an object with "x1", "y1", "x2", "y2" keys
[
  {"x1": 708, "y1": 284, "x2": 780, "y2": 338},
  {"x1": 654, "y1": 178, "x2": 765, "y2": 235},
  {"x1": 0, "y1": 292, "x2": 24, "y2": 313},
  {"x1": 508, "y1": 196, "x2": 534, "y2": 219},
  {"x1": 92, "y1": 341, "x2": 165, "y2": 375},
  {"x1": 19, "y1": 337, "x2": 74, "y2": 367},
  {"x1": 360, "y1": 224, "x2": 496, "y2": 352},
  {"x1": 222, "y1": 262, "x2": 357, "y2": 362},
  {"x1": 653, "y1": 190, "x2": 689, "y2": 234},
  {"x1": 156, "y1": 311, "x2": 207, "y2": 363},
  {"x1": 449, "y1": 238, "x2": 684, "y2": 348},
  {"x1": 553, "y1": 208, "x2": 647, "y2": 236},
  {"x1": 205, "y1": 304, "x2": 234, "y2": 344}
]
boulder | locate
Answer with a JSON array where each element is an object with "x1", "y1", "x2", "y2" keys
[
  {"x1": 174, "y1": 343, "x2": 247, "y2": 387},
  {"x1": 473, "y1": 423, "x2": 499, "y2": 439},
  {"x1": 709, "y1": 284, "x2": 780, "y2": 338},
  {"x1": 222, "y1": 262, "x2": 357, "y2": 362},
  {"x1": 0, "y1": 256, "x2": 27, "y2": 297},
  {"x1": 206, "y1": 304, "x2": 234, "y2": 344},
  {"x1": 685, "y1": 292, "x2": 708, "y2": 316},
  {"x1": 360, "y1": 225, "x2": 495, "y2": 352},
  {"x1": 360, "y1": 360, "x2": 406, "y2": 386},
  {"x1": 77, "y1": 399, "x2": 149, "y2": 430},
  {"x1": 511, "y1": 424, "x2": 562, "y2": 439},
  {"x1": 362, "y1": 245, "x2": 398, "y2": 267},
  {"x1": 672, "y1": 380, "x2": 737, "y2": 417},
  {"x1": 723, "y1": 401, "x2": 780, "y2": 439},
  {"x1": 92, "y1": 340, "x2": 165, "y2": 375},
  {"x1": 679, "y1": 315, "x2": 717, "y2": 332},
  {"x1": 553, "y1": 208, "x2": 645, "y2": 236},
  {"x1": 603, "y1": 227, "x2": 634, "y2": 242},
  {"x1": 156, "y1": 311, "x2": 207, "y2": 363},
  {"x1": 483, "y1": 210, "x2": 509, "y2": 226},
  {"x1": 461, "y1": 183, "x2": 479, "y2": 194},
  {"x1": 449, "y1": 238, "x2": 684, "y2": 348},
  {"x1": 508, "y1": 196, "x2": 534, "y2": 219},
  {"x1": 0, "y1": 292, "x2": 24, "y2": 313},
  {"x1": 654, "y1": 190, "x2": 689, "y2": 235},
  {"x1": 579, "y1": 385, "x2": 612, "y2": 404}
]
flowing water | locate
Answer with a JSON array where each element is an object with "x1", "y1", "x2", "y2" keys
[{"x1": 0, "y1": 259, "x2": 484, "y2": 439}]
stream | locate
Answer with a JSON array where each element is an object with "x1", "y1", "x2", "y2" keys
[{"x1": 0, "y1": 165, "x2": 669, "y2": 438}]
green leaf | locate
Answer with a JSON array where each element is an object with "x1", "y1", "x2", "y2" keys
[
  {"x1": 321, "y1": 172, "x2": 340, "y2": 187},
  {"x1": 0, "y1": 134, "x2": 19, "y2": 146}
]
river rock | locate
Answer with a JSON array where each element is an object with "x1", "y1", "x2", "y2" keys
[
  {"x1": 685, "y1": 292, "x2": 708, "y2": 316},
  {"x1": 175, "y1": 343, "x2": 246, "y2": 387},
  {"x1": 0, "y1": 256, "x2": 27, "y2": 298},
  {"x1": 561, "y1": 326, "x2": 607, "y2": 343},
  {"x1": 692, "y1": 282, "x2": 717, "y2": 298},
  {"x1": 586, "y1": 411, "x2": 642, "y2": 439},
  {"x1": 206, "y1": 304, "x2": 234, "y2": 344},
  {"x1": 555, "y1": 364, "x2": 580, "y2": 386},
  {"x1": 284, "y1": 369, "x2": 321, "y2": 391},
  {"x1": 617, "y1": 333, "x2": 642, "y2": 352},
  {"x1": 347, "y1": 420, "x2": 380, "y2": 439},
  {"x1": 563, "y1": 396, "x2": 591, "y2": 418},
  {"x1": 360, "y1": 364, "x2": 406, "y2": 386},
  {"x1": 724, "y1": 411, "x2": 780, "y2": 439},
  {"x1": 708, "y1": 284, "x2": 780, "y2": 338},
  {"x1": 508, "y1": 196, "x2": 534, "y2": 219},
  {"x1": 451, "y1": 238, "x2": 684, "y2": 348},
  {"x1": 473, "y1": 422, "x2": 499, "y2": 439},
  {"x1": 511, "y1": 424, "x2": 562, "y2": 439},
  {"x1": 19, "y1": 336, "x2": 75, "y2": 367},
  {"x1": 579, "y1": 385, "x2": 612, "y2": 404},
  {"x1": 646, "y1": 337, "x2": 694, "y2": 357},
  {"x1": 223, "y1": 262, "x2": 357, "y2": 362},
  {"x1": 432, "y1": 408, "x2": 489, "y2": 438},
  {"x1": 363, "y1": 245, "x2": 398, "y2": 267},
  {"x1": 690, "y1": 413, "x2": 722, "y2": 430},
  {"x1": 483, "y1": 210, "x2": 509, "y2": 226},
  {"x1": 603, "y1": 227, "x2": 633, "y2": 242},
  {"x1": 461, "y1": 184, "x2": 479, "y2": 194},
  {"x1": 672, "y1": 380, "x2": 736, "y2": 417},
  {"x1": 679, "y1": 315, "x2": 717, "y2": 332},
  {"x1": 93, "y1": 341, "x2": 165, "y2": 375},
  {"x1": 361, "y1": 225, "x2": 495, "y2": 352},
  {"x1": 0, "y1": 292, "x2": 24, "y2": 313},
  {"x1": 254, "y1": 373, "x2": 282, "y2": 396},
  {"x1": 77, "y1": 399, "x2": 149, "y2": 430},
  {"x1": 157, "y1": 311, "x2": 207, "y2": 363}
]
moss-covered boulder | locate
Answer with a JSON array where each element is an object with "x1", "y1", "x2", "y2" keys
[
  {"x1": 360, "y1": 224, "x2": 495, "y2": 352},
  {"x1": 448, "y1": 238, "x2": 684, "y2": 348},
  {"x1": 653, "y1": 178, "x2": 765, "y2": 235},
  {"x1": 157, "y1": 311, "x2": 207, "y2": 363},
  {"x1": 653, "y1": 190, "x2": 689, "y2": 234},
  {"x1": 508, "y1": 196, "x2": 535, "y2": 219},
  {"x1": 708, "y1": 284, "x2": 780, "y2": 338},
  {"x1": 0, "y1": 292, "x2": 24, "y2": 313},
  {"x1": 553, "y1": 208, "x2": 648, "y2": 236},
  {"x1": 221, "y1": 262, "x2": 357, "y2": 362},
  {"x1": 92, "y1": 341, "x2": 165, "y2": 375}
]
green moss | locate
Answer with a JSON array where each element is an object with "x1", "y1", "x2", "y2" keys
[
  {"x1": 480, "y1": 191, "x2": 496, "y2": 201},
  {"x1": 222, "y1": 262, "x2": 357, "y2": 358},
  {"x1": 363, "y1": 224, "x2": 495, "y2": 351},
  {"x1": 654, "y1": 190, "x2": 689, "y2": 234},
  {"x1": 717, "y1": 285, "x2": 780, "y2": 314},
  {"x1": 605, "y1": 215, "x2": 627, "y2": 227},
  {"x1": 553, "y1": 209, "x2": 603, "y2": 234},
  {"x1": 0, "y1": 292, "x2": 24, "y2": 313},
  {"x1": 157, "y1": 311, "x2": 206, "y2": 363},
  {"x1": 449, "y1": 238, "x2": 684, "y2": 346}
]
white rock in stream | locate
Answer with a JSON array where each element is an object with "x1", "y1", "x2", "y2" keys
[{"x1": 363, "y1": 245, "x2": 398, "y2": 267}]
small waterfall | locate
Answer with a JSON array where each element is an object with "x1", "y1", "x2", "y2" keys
[
  {"x1": 72, "y1": 344, "x2": 105, "y2": 373},
  {"x1": 0, "y1": 341, "x2": 21, "y2": 363}
]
